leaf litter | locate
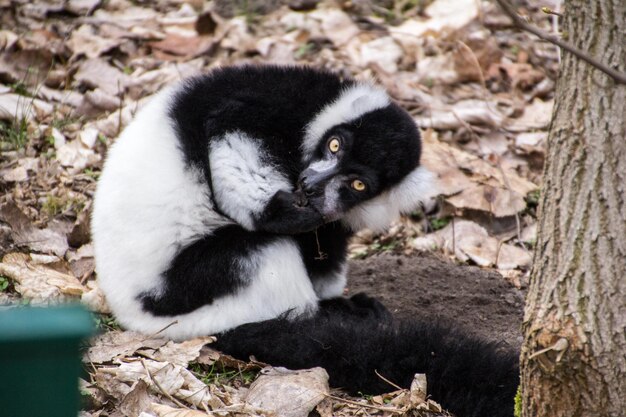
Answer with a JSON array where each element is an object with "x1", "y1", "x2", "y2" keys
[{"x1": 0, "y1": 0, "x2": 557, "y2": 415}]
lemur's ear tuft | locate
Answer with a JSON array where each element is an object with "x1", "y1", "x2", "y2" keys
[{"x1": 390, "y1": 166, "x2": 437, "y2": 214}]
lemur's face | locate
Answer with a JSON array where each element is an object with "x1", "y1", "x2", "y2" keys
[{"x1": 297, "y1": 105, "x2": 422, "y2": 223}]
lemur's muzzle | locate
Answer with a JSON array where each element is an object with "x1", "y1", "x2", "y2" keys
[{"x1": 298, "y1": 161, "x2": 339, "y2": 196}]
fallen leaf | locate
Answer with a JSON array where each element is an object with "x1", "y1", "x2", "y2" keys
[
  {"x1": 420, "y1": 132, "x2": 538, "y2": 214},
  {"x1": 149, "y1": 404, "x2": 210, "y2": 417},
  {"x1": 0, "y1": 93, "x2": 54, "y2": 121},
  {"x1": 76, "y1": 89, "x2": 123, "y2": 118},
  {"x1": 68, "y1": 208, "x2": 92, "y2": 248},
  {"x1": 119, "y1": 379, "x2": 153, "y2": 417},
  {"x1": 310, "y1": 8, "x2": 359, "y2": 47},
  {"x1": 393, "y1": 0, "x2": 479, "y2": 38},
  {"x1": 499, "y1": 61, "x2": 545, "y2": 90},
  {"x1": 409, "y1": 373, "x2": 428, "y2": 405},
  {"x1": 506, "y1": 98, "x2": 554, "y2": 132},
  {"x1": 0, "y1": 252, "x2": 86, "y2": 301},
  {"x1": 37, "y1": 86, "x2": 84, "y2": 108},
  {"x1": 150, "y1": 34, "x2": 214, "y2": 58},
  {"x1": 56, "y1": 138, "x2": 101, "y2": 174},
  {"x1": 65, "y1": 0, "x2": 101, "y2": 15},
  {"x1": 354, "y1": 36, "x2": 403, "y2": 74},
  {"x1": 1, "y1": 165, "x2": 28, "y2": 182},
  {"x1": 67, "y1": 24, "x2": 123, "y2": 59},
  {"x1": 152, "y1": 337, "x2": 215, "y2": 366},
  {"x1": 446, "y1": 184, "x2": 526, "y2": 217},
  {"x1": 85, "y1": 330, "x2": 169, "y2": 364},
  {"x1": 0, "y1": 202, "x2": 69, "y2": 256},
  {"x1": 81, "y1": 279, "x2": 110, "y2": 314},
  {"x1": 416, "y1": 99, "x2": 507, "y2": 130},
  {"x1": 245, "y1": 367, "x2": 329, "y2": 417},
  {"x1": 416, "y1": 53, "x2": 460, "y2": 85},
  {"x1": 74, "y1": 58, "x2": 133, "y2": 96},
  {"x1": 100, "y1": 359, "x2": 223, "y2": 409},
  {"x1": 92, "y1": 6, "x2": 159, "y2": 28},
  {"x1": 515, "y1": 131, "x2": 547, "y2": 154},
  {"x1": 412, "y1": 220, "x2": 532, "y2": 269}
]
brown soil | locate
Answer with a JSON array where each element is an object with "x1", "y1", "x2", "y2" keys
[{"x1": 346, "y1": 252, "x2": 526, "y2": 349}]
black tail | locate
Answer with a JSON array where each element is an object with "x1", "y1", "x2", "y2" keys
[{"x1": 213, "y1": 295, "x2": 519, "y2": 417}]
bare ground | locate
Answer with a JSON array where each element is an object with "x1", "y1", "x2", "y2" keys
[{"x1": 347, "y1": 252, "x2": 526, "y2": 348}]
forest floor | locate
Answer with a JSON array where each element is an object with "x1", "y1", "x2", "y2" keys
[
  {"x1": 0, "y1": 0, "x2": 558, "y2": 415},
  {"x1": 349, "y1": 252, "x2": 525, "y2": 349}
]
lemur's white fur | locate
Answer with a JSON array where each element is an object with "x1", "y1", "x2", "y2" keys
[
  {"x1": 93, "y1": 85, "x2": 322, "y2": 340},
  {"x1": 302, "y1": 83, "x2": 390, "y2": 160},
  {"x1": 210, "y1": 132, "x2": 292, "y2": 230}
]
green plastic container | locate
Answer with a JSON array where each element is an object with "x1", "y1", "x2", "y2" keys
[{"x1": 0, "y1": 305, "x2": 94, "y2": 417}]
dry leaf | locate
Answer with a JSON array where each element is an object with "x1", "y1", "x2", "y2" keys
[
  {"x1": 245, "y1": 367, "x2": 329, "y2": 417},
  {"x1": 67, "y1": 24, "x2": 123, "y2": 59},
  {"x1": 74, "y1": 58, "x2": 133, "y2": 96},
  {"x1": 416, "y1": 99, "x2": 506, "y2": 130},
  {"x1": 1, "y1": 165, "x2": 28, "y2": 182},
  {"x1": 150, "y1": 34, "x2": 214, "y2": 58},
  {"x1": 412, "y1": 220, "x2": 532, "y2": 269},
  {"x1": 354, "y1": 36, "x2": 403, "y2": 74},
  {"x1": 149, "y1": 403, "x2": 210, "y2": 417},
  {"x1": 85, "y1": 330, "x2": 169, "y2": 364},
  {"x1": 506, "y1": 99, "x2": 554, "y2": 132},
  {"x1": 515, "y1": 132, "x2": 547, "y2": 154},
  {"x1": 310, "y1": 9, "x2": 359, "y2": 47},
  {"x1": 446, "y1": 184, "x2": 526, "y2": 218},
  {"x1": 420, "y1": 132, "x2": 538, "y2": 217},
  {"x1": 393, "y1": 0, "x2": 479, "y2": 38},
  {"x1": 409, "y1": 373, "x2": 428, "y2": 405},
  {"x1": 119, "y1": 379, "x2": 153, "y2": 417},
  {"x1": 416, "y1": 53, "x2": 460, "y2": 85},
  {"x1": 152, "y1": 337, "x2": 215, "y2": 366},
  {"x1": 76, "y1": 89, "x2": 123, "y2": 118},
  {"x1": 56, "y1": 138, "x2": 101, "y2": 174},
  {"x1": 0, "y1": 202, "x2": 69, "y2": 256},
  {"x1": 92, "y1": 6, "x2": 159, "y2": 28},
  {"x1": 37, "y1": 86, "x2": 84, "y2": 108},
  {"x1": 0, "y1": 93, "x2": 53, "y2": 121},
  {"x1": 81, "y1": 279, "x2": 110, "y2": 314},
  {"x1": 104, "y1": 359, "x2": 223, "y2": 409},
  {"x1": 0, "y1": 252, "x2": 85, "y2": 301}
]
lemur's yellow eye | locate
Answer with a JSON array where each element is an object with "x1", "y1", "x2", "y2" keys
[
  {"x1": 328, "y1": 137, "x2": 341, "y2": 153},
  {"x1": 351, "y1": 179, "x2": 366, "y2": 191}
]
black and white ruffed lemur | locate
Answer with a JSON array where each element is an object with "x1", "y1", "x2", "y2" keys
[{"x1": 92, "y1": 65, "x2": 519, "y2": 417}]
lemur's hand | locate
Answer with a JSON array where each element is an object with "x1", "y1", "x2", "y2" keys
[{"x1": 255, "y1": 190, "x2": 325, "y2": 234}]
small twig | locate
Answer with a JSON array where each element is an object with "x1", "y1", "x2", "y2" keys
[
  {"x1": 374, "y1": 369, "x2": 403, "y2": 391},
  {"x1": 494, "y1": 0, "x2": 626, "y2": 84},
  {"x1": 541, "y1": 7, "x2": 563, "y2": 18},
  {"x1": 323, "y1": 393, "x2": 405, "y2": 414},
  {"x1": 494, "y1": 163, "x2": 527, "y2": 251},
  {"x1": 314, "y1": 228, "x2": 328, "y2": 260},
  {"x1": 494, "y1": 239, "x2": 504, "y2": 267},
  {"x1": 451, "y1": 216, "x2": 456, "y2": 256},
  {"x1": 528, "y1": 337, "x2": 569, "y2": 361},
  {"x1": 140, "y1": 359, "x2": 189, "y2": 409},
  {"x1": 142, "y1": 320, "x2": 179, "y2": 341}
]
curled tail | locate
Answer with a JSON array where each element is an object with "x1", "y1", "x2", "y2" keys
[{"x1": 213, "y1": 295, "x2": 519, "y2": 417}]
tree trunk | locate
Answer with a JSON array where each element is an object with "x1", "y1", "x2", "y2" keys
[{"x1": 520, "y1": 1, "x2": 626, "y2": 416}]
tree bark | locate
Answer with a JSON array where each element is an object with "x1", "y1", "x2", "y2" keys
[{"x1": 521, "y1": 1, "x2": 626, "y2": 417}]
